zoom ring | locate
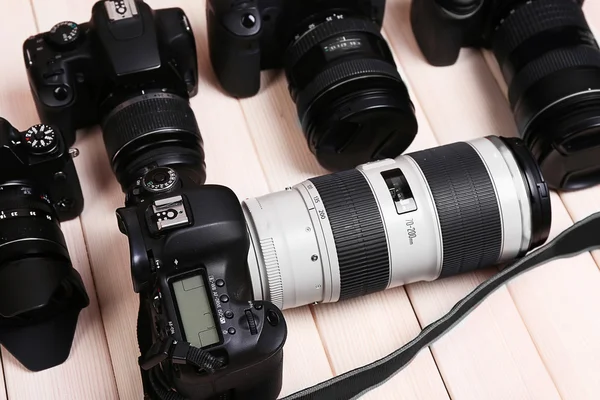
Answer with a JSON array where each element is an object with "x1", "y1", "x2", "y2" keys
[
  {"x1": 310, "y1": 169, "x2": 389, "y2": 300},
  {"x1": 284, "y1": 17, "x2": 384, "y2": 69},
  {"x1": 493, "y1": 0, "x2": 590, "y2": 59},
  {"x1": 102, "y1": 93, "x2": 201, "y2": 163},
  {"x1": 508, "y1": 46, "x2": 600, "y2": 107},
  {"x1": 296, "y1": 58, "x2": 402, "y2": 118},
  {"x1": 409, "y1": 142, "x2": 502, "y2": 278}
]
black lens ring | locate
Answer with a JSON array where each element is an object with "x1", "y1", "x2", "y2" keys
[
  {"x1": 284, "y1": 17, "x2": 384, "y2": 70},
  {"x1": 496, "y1": 137, "x2": 552, "y2": 251},
  {"x1": 296, "y1": 58, "x2": 403, "y2": 120}
]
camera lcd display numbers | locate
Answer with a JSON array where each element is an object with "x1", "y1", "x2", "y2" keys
[{"x1": 172, "y1": 275, "x2": 220, "y2": 348}]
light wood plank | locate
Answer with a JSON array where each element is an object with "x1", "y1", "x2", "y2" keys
[
  {"x1": 30, "y1": 0, "x2": 333, "y2": 398},
  {"x1": 383, "y1": 1, "x2": 600, "y2": 398},
  {"x1": 0, "y1": 1, "x2": 118, "y2": 399},
  {"x1": 235, "y1": 31, "x2": 449, "y2": 400}
]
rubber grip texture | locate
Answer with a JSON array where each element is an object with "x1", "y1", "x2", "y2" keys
[
  {"x1": 409, "y1": 142, "x2": 502, "y2": 278},
  {"x1": 310, "y1": 169, "x2": 389, "y2": 300},
  {"x1": 102, "y1": 93, "x2": 200, "y2": 163}
]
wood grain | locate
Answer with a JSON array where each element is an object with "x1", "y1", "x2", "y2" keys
[
  {"x1": 0, "y1": 0, "x2": 118, "y2": 399},
  {"x1": 9, "y1": 0, "x2": 600, "y2": 399}
]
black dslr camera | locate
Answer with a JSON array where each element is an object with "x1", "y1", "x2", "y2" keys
[
  {"x1": 115, "y1": 168, "x2": 286, "y2": 400},
  {"x1": 23, "y1": 0, "x2": 203, "y2": 189},
  {"x1": 411, "y1": 0, "x2": 600, "y2": 191},
  {"x1": 0, "y1": 118, "x2": 88, "y2": 371},
  {"x1": 207, "y1": 0, "x2": 418, "y2": 171}
]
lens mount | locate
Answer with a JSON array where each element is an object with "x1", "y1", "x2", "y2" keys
[{"x1": 101, "y1": 91, "x2": 205, "y2": 188}]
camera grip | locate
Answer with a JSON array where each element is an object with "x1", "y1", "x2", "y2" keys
[
  {"x1": 410, "y1": 0, "x2": 469, "y2": 66},
  {"x1": 207, "y1": 3, "x2": 262, "y2": 98}
]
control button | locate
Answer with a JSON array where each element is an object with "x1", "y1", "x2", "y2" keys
[
  {"x1": 220, "y1": 295, "x2": 229, "y2": 303},
  {"x1": 215, "y1": 279, "x2": 225, "y2": 287},
  {"x1": 266, "y1": 310, "x2": 280, "y2": 326},
  {"x1": 241, "y1": 13, "x2": 256, "y2": 28},
  {"x1": 228, "y1": 327, "x2": 236, "y2": 335},
  {"x1": 225, "y1": 310, "x2": 234, "y2": 319},
  {"x1": 152, "y1": 295, "x2": 162, "y2": 314},
  {"x1": 46, "y1": 21, "x2": 81, "y2": 49},
  {"x1": 53, "y1": 86, "x2": 69, "y2": 101},
  {"x1": 54, "y1": 171, "x2": 67, "y2": 181},
  {"x1": 24, "y1": 124, "x2": 58, "y2": 154},
  {"x1": 254, "y1": 303, "x2": 263, "y2": 310},
  {"x1": 143, "y1": 167, "x2": 178, "y2": 193},
  {"x1": 245, "y1": 310, "x2": 258, "y2": 335}
]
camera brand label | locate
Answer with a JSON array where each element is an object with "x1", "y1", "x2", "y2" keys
[{"x1": 105, "y1": 0, "x2": 138, "y2": 21}]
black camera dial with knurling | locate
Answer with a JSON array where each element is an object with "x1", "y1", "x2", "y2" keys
[
  {"x1": 24, "y1": 124, "x2": 58, "y2": 154},
  {"x1": 46, "y1": 21, "x2": 81, "y2": 49},
  {"x1": 142, "y1": 167, "x2": 178, "y2": 193}
]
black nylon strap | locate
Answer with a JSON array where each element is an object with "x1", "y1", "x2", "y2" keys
[{"x1": 281, "y1": 211, "x2": 600, "y2": 400}]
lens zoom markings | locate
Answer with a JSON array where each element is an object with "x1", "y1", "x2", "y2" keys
[{"x1": 310, "y1": 169, "x2": 389, "y2": 300}]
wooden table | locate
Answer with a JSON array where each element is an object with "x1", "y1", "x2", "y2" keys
[{"x1": 1, "y1": 0, "x2": 600, "y2": 399}]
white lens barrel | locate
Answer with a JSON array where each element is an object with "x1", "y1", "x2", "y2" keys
[{"x1": 244, "y1": 137, "x2": 549, "y2": 310}]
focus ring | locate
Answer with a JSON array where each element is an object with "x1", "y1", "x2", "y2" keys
[
  {"x1": 101, "y1": 93, "x2": 201, "y2": 163},
  {"x1": 409, "y1": 142, "x2": 502, "y2": 278},
  {"x1": 284, "y1": 17, "x2": 383, "y2": 69},
  {"x1": 310, "y1": 169, "x2": 389, "y2": 300},
  {"x1": 296, "y1": 58, "x2": 402, "y2": 119},
  {"x1": 493, "y1": 0, "x2": 589, "y2": 61},
  {"x1": 507, "y1": 46, "x2": 600, "y2": 107}
]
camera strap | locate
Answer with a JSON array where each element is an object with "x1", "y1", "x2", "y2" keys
[
  {"x1": 139, "y1": 211, "x2": 600, "y2": 400},
  {"x1": 281, "y1": 211, "x2": 600, "y2": 400}
]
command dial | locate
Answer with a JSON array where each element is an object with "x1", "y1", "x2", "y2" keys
[
  {"x1": 24, "y1": 124, "x2": 57, "y2": 154},
  {"x1": 46, "y1": 21, "x2": 81, "y2": 49},
  {"x1": 143, "y1": 167, "x2": 178, "y2": 193}
]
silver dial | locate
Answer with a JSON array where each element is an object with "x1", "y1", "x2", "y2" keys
[{"x1": 24, "y1": 124, "x2": 57, "y2": 154}]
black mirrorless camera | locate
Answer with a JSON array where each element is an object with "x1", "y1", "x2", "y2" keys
[
  {"x1": 207, "y1": 0, "x2": 419, "y2": 171},
  {"x1": 0, "y1": 118, "x2": 88, "y2": 371},
  {"x1": 23, "y1": 0, "x2": 204, "y2": 189},
  {"x1": 116, "y1": 171, "x2": 287, "y2": 400},
  {"x1": 411, "y1": 0, "x2": 600, "y2": 190}
]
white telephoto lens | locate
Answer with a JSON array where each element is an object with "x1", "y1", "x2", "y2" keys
[{"x1": 243, "y1": 136, "x2": 551, "y2": 310}]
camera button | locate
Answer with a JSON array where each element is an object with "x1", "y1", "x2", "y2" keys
[
  {"x1": 241, "y1": 13, "x2": 256, "y2": 28},
  {"x1": 225, "y1": 310, "x2": 234, "y2": 319},
  {"x1": 216, "y1": 279, "x2": 225, "y2": 287},
  {"x1": 228, "y1": 327, "x2": 236, "y2": 335},
  {"x1": 266, "y1": 310, "x2": 280, "y2": 326},
  {"x1": 254, "y1": 303, "x2": 263, "y2": 310},
  {"x1": 53, "y1": 86, "x2": 69, "y2": 101},
  {"x1": 219, "y1": 294, "x2": 229, "y2": 303}
]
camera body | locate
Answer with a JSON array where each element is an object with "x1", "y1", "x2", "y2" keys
[
  {"x1": 116, "y1": 168, "x2": 286, "y2": 400},
  {"x1": 0, "y1": 119, "x2": 83, "y2": 221},
  {"x1": 23, "y1": 0, "x2": 198, "y2": 146},
  {"x1": 411, "y1": 0, "x2": 585, "y2": 66},
  {"x1": 207, "y1": 0, "x2": 385, "y2": 97}
]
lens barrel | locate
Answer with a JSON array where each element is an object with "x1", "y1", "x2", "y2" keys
[
  {"x1": 244, "y1": 137, "x2": 551, "y2": 310},
  {"x1": 284, "y1": 15, "x2": 418, "y2": 171},
  {"x1": 491, "y1": 0, "x2": 600, "y2": 190},
  {"x1": 0, "y1": 183, "x2": 89, "y2": 371},
  {"x1": 101, "y1": 92, "x2": 206, "y2": 189}
]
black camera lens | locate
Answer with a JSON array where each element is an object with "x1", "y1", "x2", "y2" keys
[
  {"x1": 0, "y1": 183, "x2": 89, "y2": 371},
  {"x1": 491, "y1": 0, "x2": 600, "y2": 190},
  {"x1": 284, "y1": 14, "x2": 418, "y2": 171},
  {"x1": 100, "y1": 91, "x2": 206, "y2": 190}
]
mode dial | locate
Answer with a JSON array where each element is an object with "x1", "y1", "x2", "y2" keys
[
  {"x1": 24, "y1": 124, "x2": 58, "y2": 154},
  {"x1": 46, "y1": 21, "x2": 81, "y2": 50},
  {"x1": 143, "y1": 167, "x2": 178, "y2": 193}
]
